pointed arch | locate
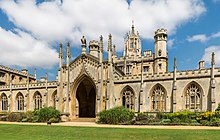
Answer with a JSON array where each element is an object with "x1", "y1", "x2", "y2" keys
[
  {"x1": 183, "y1": 81, "x2": 203, "y2": 111},
  {"x1": 16, "y1": 92, "x2": 24, "y2": 111},
  {"x1": 71, "y1": 74, "x2": 97, "y2": 118},
  {"x1": 0, "y1": 93, "x2": 8, "y2": 111},
  {"x1": 33, "y1": 91, "x2": 42, "y2": 110},
  {"x1": 150, "y1": 83, "x2": 167, "y2": 112},
  {"x1": 51, "y1": 90, "x2": 57, "y2": 108},
  {"x1": 120, "y1": 85, "x2": 135, "y2": 110}
]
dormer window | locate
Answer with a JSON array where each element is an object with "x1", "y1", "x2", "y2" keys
[{"x1": 130, "y1": 42, "x2": 134, "y2": 48}]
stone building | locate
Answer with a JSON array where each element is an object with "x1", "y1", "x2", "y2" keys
[{"x1": 0, "y1": 24, "x2": 219, "y2": 120}]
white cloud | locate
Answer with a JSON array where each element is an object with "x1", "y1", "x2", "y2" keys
[
  {"x1": 0, "y1": 27, "x2": 58, "y2": 68},
  {"x1": 0, "y1": 0, "x2": 206, "y2": 68},
  {"x1": 187, "y1": 31, "x2": 220, "y2": 43},
  {"x1": 202, "y1": 46, "x2": 220, "y2": 67},
  {"x1": 187, "y1": 34, "x2": 208, "y2": 42},
  {"x1": 167, "y1": 39, "x2": 175, "y2": 49}
]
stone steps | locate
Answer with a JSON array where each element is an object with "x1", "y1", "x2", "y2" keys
[{"x1": 71, "y1": 118, "x2": 96, "y2": 122}]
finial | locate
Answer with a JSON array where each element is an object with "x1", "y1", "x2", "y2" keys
[
  {"x1": 113, "y1": 45, "x2": 116, "y2": 56},
  {"x1": 174, "y1": 57, "x2": 176, "y2": 68},
  {"x1": 100, "y1": 35, "x2": 103, "y2": 52},
  {"x1": 59, "y1": 42, "x2": 63, "y2": 59},
  {"x1": 108, "y1": 34, "x2": 112, "y2": 51},
  {"x1": 132, "y1": 20, "x2": 134, "y2": 33},
  {"x1": 211, "y1": 52, "x2": 215, "y2": 66},
  {"x1": 34, "y1": 68, "x2": 37, "y2": 78},
  {"x1": 46, "y1": 72, "x2": 48, "y2": 80},
  {"x1": 66, "y1": 42, "x2": 70, "y2": 58}
]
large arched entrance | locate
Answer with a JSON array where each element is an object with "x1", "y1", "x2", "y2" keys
[{"x1": 76, "y1": 77, "x2": 96, "y2": 118}]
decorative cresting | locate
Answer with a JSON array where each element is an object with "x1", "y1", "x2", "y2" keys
[
  {"x1": 16, "y1": 92, "x2": 24, "y2": 111},
  {"x1": 151, "y1": 84, "x2": 166, "y2": 112},
  {"x1": 121, "y1": 86, "x2": 135, "y2": 110},
  {"x1": 34, "y1": 92, "x2": 42, "y2": 110},
  {"x1": 0, "y1": 93, "x2": 8, "y2": 111},
  {"x1": 185, "y1": 82, "x2": 202, "y2": 111}
]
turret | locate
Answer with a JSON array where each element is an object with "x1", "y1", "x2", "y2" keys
[
  {"x1": 123, "y1": 22, "x2": 142, "y2": 57},
  {"x1": 154, "y1": 28, "x2": 168, "y2": 74},
  {"x1": 89, "y1": 40, "x2": 99, "y2": 58}
]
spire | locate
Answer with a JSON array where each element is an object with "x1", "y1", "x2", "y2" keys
[
  {"x1": 131, "y1": 20, "x2": 135, "y2": 33},
  {"x1": 113, "y1": 45, "x2": 116, "y2": 56},
  {"x1": 34, "y1": 68, "x2": 37, "y2": 79},
  {"x1": 59, "y1": 42, "x2": 63, "y2": 68},
  {"x1": 100, "y1": 35, "x2": 103, "y2": 53},
  {"x1": 211, "y1": 52, "x2": 215, "y2": 66},
  {"x1": 174, "y1": 57, "x2": 177, "y2": 69},
  {"x1": 59, "y1": 42, "x2": 63, "y2": 59},
  {"x1": 66, "y1": 42, "x2": 70, "y2": 58},
  {"x1": 108, "y1": 34, "x2": 112, "y2": 52}
]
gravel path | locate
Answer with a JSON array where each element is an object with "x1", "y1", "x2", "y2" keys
[{"x1": 1, "y1": 121, "x2": 220, "y2": 129}]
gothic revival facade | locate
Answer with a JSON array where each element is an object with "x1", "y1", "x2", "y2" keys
[{"x1": 0, "y1": 25, "x2": 219, "y2": 120}]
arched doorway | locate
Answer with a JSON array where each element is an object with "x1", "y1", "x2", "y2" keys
[{"x1": 76, "y1": 76, "x2": 96, "y2": 118}]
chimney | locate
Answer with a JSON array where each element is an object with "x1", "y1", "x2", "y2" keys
[{"x1": 199, "y1": 61, "x2": 205, "y2": 70}]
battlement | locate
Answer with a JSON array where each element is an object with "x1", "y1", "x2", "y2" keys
[
  {"x1": 89, "y1": 40, "x2": 99, "y2": 47},
  {"x1": 155, "y1": 28, "x2": 167, "y2": 36},
  {"x1": 0, "y1": 81, "x2": 57, "y2": 91},
  {"x1": 0, "y1": 65, "x2": 35, "y2": 79}
]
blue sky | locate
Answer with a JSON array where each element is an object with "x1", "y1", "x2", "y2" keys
[{"x1": 0, "y1": 0, "x2": 220, "y2": 80}]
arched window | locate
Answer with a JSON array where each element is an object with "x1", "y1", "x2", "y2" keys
[
  {"x1": 185, "y1": 83, "x2": 202, "y2": 111},
  {"x1": 151, "y1": 85, "x2": 166, "y2": 112},
  {"x1": 52, "y1": 91, "x2": 57, "y2": 108},
  {"x1": 34, "y1": 92, "x2": 42, "y2": 110},
  {"x1": 122, "y1": 86, "x2": 135, "y2": 110},
  {"x1": 17, "y1": 93, "x2": 24, "y2": 111},
  {"x1": 1, "y1": 93, "x2": 8, "y2": 111}
]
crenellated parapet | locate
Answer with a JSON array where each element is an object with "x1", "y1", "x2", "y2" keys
[{"x1": 0, "y1": 81, "x2": 57, "y2": 91}]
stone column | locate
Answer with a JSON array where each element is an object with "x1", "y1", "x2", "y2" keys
[
  {"x1": 139, "y1": 57, "x2": 144, "y2": 112},
  {"x1": 210, "y1": 52, "x2": 216, "y2": 111},
  {"x1": 172, "y1": 57, "x2": 177, "y2": 112},
  {"x1": 97, "y1": 35, "x2": 104, "y2": 113}
]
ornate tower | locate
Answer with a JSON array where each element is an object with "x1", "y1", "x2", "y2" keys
[
  {"x1": 154, "y1": 28, "x2": 168, "y2": 74},
  {"x1": 123, "y1": 22, "x2": 142, "y2": 58}
]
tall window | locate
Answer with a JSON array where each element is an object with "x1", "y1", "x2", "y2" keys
[
  {"x1": 151, "y1": 85, "x2": 166, "y2": 112},
  {"x1": 1, "y1": 94, "x2": 8, "y2": 111},
  {"x1": 34, "y1": 92, "x2": 42, "y2": 110},
  {"x1": 185, "y1": 83, "x2": 201, "y2": 111},
  {"x1": 52, "y1": 91, "x2": 57, "y2": 108},
  {"x1": 122, "y1": 87, "x2": 134, "y2": 110},
  {"x1": 17, "y1": 93, "x2": 24, "y2": 111}
]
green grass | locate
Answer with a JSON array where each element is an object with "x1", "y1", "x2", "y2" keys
[{"x1": 0, "y1": 124, "x2": 219, "y2": 140}]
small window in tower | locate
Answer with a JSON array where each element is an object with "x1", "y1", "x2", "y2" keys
[
  {"x1": 159, "y1": 64, "x2": 162, "y2": 70},
  {"x1": 158, "y1": 50, "x2": 162, "y2": 56},
  {"x1": 144, "y1": 66, "x2": 149, "y2": 72},
  {"x1": 130, "y1": 42, "x2": 134, "y2": 48},
  {"x1": 19, "y1": 77, "x2": 22, "y2": 82}
]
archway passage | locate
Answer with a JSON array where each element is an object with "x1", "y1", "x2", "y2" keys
[{"x1": 76, "y1": 77, "x2": 96, "y2": 118}]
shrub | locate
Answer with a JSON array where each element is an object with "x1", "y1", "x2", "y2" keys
[
  {"x1": 35, "y1": 107, "x2": 61, "y2": 122},
  {"x1": 98, "y1": 106, "x2": 135, "y2": 124},
  {"x1": 136, "y1": 112, "x2": 149, "y2": 121},
  {"x1": 161, "y1": 119, "x2": 171, "y2": 124},
  {"x1": 215, "y1": 103, "x2": 220, "y2": 111},
  {"x1": 210, "y1": 118, "x2": 220, "y2": 126},
  {"x1": 48, "y1": 117, "x2": 60, "y2": 123},
  {"x1": 171, "y1": 118, "x2": 181, "y2": 124},
  {"x1": 7, "y1": 112, "x2": 26, "y2": 122}
]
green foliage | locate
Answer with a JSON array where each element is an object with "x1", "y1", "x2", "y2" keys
[
  {"x1": 34, "y1": 107, "x2": 61, "y2": 122},
  {"x1": 7, "y1": 112, "x2": 26, "y2": 122},
  {"x1": 48, "y1": 117, "x2": 60, "y2": 123},
  {"x1": 98, "y1": 106, "x2": 135, "y2": 124},
  {"x1": 215, "y1": 103, "x2": 220, "y2": 111},
  {"x1": 161, "y1": 119, "x2": 171, "y2": 123}
]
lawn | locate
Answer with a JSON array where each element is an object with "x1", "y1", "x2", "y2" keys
[{"x1": 0, "y1": 124, "x2": 219, "y2": 140}]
